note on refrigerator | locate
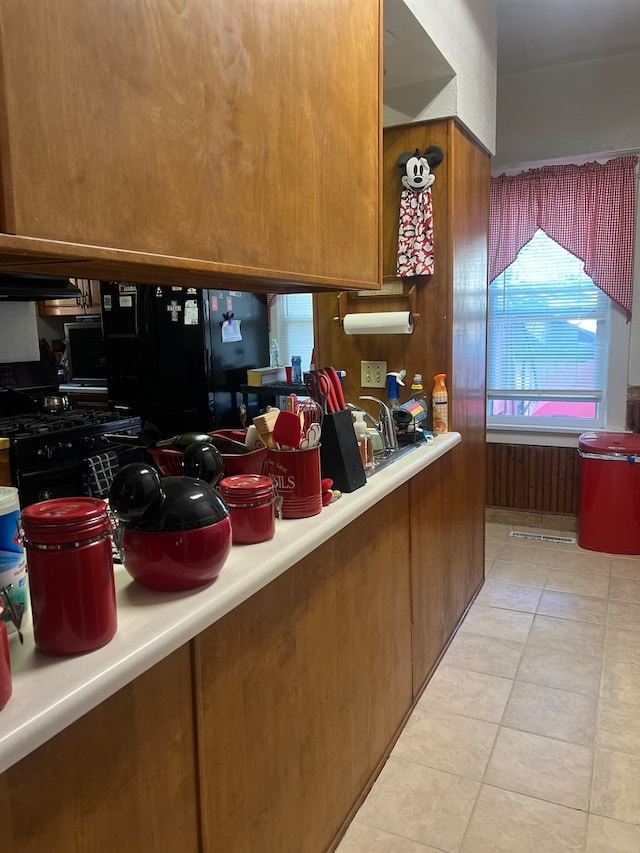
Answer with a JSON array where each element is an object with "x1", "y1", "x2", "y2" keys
[{"x1": 221, "y1": 319, "x2": 242, "y2": 343}]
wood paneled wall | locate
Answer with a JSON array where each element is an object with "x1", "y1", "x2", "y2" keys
[
  {"x1": 313, "y1": 120, "x2": 455, "y2": 410},
  {"x1": 486, "y1": 443, "x2": 580, "y2": 515},
  {"x1": 314, "y1": 120, "x2": 489, "y2": 636}
]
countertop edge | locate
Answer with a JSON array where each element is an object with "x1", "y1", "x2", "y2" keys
[{"x1": 0, "y1": 433, "x2": 461, "y2": 774}]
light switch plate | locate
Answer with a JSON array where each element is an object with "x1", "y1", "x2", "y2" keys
[{"x1": 360, "y1": 360, "x2": 387, "y2": 388}]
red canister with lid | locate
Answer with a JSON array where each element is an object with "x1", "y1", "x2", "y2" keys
[
  {"x1": 0, "y1": 601, "x2": 11, "y2": 710},
  {"x1": 218, "y1": 474, "x2": 277, "y2": 544},
  {"x1": 21, "y1": 497, "x2": 117, "y2": 655}
]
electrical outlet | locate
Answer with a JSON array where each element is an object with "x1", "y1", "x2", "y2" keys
[{"x1": 360, "y1": 360, "x2": 387, "y2": 388}]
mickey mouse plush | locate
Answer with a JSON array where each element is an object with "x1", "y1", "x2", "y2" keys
[{"x1": 396, "y1": 145, "x2": 444, "y2": 277}]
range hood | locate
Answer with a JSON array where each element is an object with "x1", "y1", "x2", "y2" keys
[{"x1": 0, "y1": 274, "x2": 83, "y2": 301}]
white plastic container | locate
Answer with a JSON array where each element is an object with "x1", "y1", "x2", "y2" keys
[
  {"x1": 0, "y1": 486, "x2": 28, "y2": 635},
  {"x1": 353, "y1": 411, "x2": 373, "y2": 469}
]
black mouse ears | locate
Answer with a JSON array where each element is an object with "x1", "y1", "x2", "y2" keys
[{"x1": 396, "y1": 145, "x2": 445, "y2": 171}]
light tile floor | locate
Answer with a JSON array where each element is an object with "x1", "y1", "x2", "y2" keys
[{"x1": 337, "y1": 522, "x2": 640, "y2": 852}]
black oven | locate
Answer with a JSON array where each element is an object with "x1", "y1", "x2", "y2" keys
[
  {"x1": 14, "y1": 440, "x2": 143, "y2": 507},
  {"x1": 0, "y1": 360, "x2": 142, "y2": 507}
]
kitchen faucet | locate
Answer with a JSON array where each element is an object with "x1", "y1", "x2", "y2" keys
[{"x1": 346, "y1": 397, "x2": 398, "y2": 454}]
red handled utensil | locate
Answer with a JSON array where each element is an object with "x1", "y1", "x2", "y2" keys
[
  {"x1": 323, "y1": 367, "x2": 346, "y2": 411},
  {"x1": 297, "y1": 397, "x2": 323, "y2": 441},
  {"x1": 273, "y1": 411, "x2": 302, "y2": 450},
  {"x1": 319, "y1": 369, "x2": 339, "y2": 413},
  {"x1": 304, "y1": 370, "x2": 333, "y2": 413}
]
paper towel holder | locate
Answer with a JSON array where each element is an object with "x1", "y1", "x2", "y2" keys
[{"x1": 333, "y1": 281, "x2": 420, "y2": 326}]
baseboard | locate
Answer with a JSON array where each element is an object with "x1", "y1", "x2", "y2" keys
[{"x1": 485, "y1": 506, "x2": 578, "y2": 532}]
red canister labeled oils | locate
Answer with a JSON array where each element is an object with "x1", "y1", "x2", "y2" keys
[
  {"x1": 21, "y1": 497, "x2": 117, "y2": 655},
  {"x1": 218, "y1": 474, "x2": 276, "y2": 544}
]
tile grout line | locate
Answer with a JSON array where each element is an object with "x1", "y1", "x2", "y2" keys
[
  {"x1": 459, "y1": 536, "x2": 537, "y2": 851},
  {"x1": 345, "y1": 529, "x2": 640, "y2": 850},
  {"x1": 474, "y1": 531, "x2": 600, "y2": 831},
  {"x1": 588, "y1": 563, "x2": 614, "y2": 819}
]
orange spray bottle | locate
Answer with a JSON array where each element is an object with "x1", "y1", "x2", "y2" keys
[{"x1": 432, "y1": 374, "x2": 449, "y2": 434}]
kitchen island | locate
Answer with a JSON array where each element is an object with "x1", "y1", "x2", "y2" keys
[{"x1": 0, "y1": 433, "x2": 481, "y2": 853}]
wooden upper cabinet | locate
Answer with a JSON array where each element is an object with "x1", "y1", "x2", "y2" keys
[
  {"x1": 0, "y1": 0, "x2": 382, "y2": 292},
  {"x1": 38, "y1": 279, "x2": 101, "y2": 317}
]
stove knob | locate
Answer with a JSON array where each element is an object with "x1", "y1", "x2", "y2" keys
[{"x1": 39, "y1": 488, "x2": 53, "y2": 501}]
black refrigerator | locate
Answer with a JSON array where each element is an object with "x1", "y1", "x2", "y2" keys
[{"x1": 100, "y1": 282, "x2": 269, "y2": 437}]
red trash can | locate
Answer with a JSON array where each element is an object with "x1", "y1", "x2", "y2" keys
[{"x1": 578, "y1": 431, "x2": 640, "y2": 555}]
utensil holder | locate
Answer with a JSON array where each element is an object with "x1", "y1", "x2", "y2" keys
[
  {"x1": 266, "y1": 447, "x2": 322, "y2": 518},
  {"x1": 319, "y1": 410, "x2": 366, "y2": 493}
]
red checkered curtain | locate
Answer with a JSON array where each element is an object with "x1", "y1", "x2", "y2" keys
[{"x1": 489, "y1": 156, "x2": 638, "y2": 316}]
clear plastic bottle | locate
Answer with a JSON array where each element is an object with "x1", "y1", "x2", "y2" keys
[
  {"x1": 269, "y1": 339, "x2": 280, "y2": 368},
  {"x1": 353, "y1": 411, "x2": 373, "y2": 469},
  {"x1": 409, "y1": 374, "x2": 429, "y2": 424},
  {"x1": 432, "y1": 373, "x2": 449, "y2": 434}
]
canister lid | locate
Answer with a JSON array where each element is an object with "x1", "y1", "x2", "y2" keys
[
  {"x1": 21, "y1": 497, "x2": 110, "y2": 543},
  {"x1": 578, "y1": 431, "x2": 640, "y2": 455},
  {"x1": 0, "y1": 486, "x2": 19, "y2": 513},
  {"x1": 219, "y1": 474, "x2": 275, "y2": 504}
]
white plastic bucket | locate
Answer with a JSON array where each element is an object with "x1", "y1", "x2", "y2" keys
[
  {"x1": 0, "y1": 486, "x2": 28, "y2": 634},
  {"x1": 0, "y1": 487, "x2": 21, "y2": 553}
]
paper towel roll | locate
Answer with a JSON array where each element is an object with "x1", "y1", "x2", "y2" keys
[{"x1": 343, "y1": 311, "x2": 413, "y2": 335}]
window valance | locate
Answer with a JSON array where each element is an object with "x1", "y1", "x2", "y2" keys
[{"x1": 489, "y1": 156, "x2": 637, "y2": 316}]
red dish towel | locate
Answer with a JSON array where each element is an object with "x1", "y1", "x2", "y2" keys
[{"x1": 396, "y1": 187, "x2": 434, "y2": 277}]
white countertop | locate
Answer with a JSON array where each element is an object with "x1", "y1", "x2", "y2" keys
[{"x1": 0, "y1": 433, "x2": 460, "y2": 774}]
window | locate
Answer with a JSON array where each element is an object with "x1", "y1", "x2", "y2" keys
[
  {"x1": 487, "y1": 230, "x2": 626, "y2": 433},
  {"x1": 269, "y1": 293, "x2": 314, "y2": 373}
]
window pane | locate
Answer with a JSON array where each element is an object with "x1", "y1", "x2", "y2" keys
[
  {"x1": 487, "y1": 230, "x2": 609, "y2": 427},
  {"x1": 271, "y1": 293, "x2": 314, "y2": 373}
]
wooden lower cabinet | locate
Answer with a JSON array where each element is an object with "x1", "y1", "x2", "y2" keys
[
  {"x1": 0, "y1": 646, "x2": 199, "y2": 853},
  {"x1": 0, "y1": 472, "x2": 481, "y2": 852},
  {"x1": 193, "y1": 487, "x2": 412, "y2": 853},
  {"x1": 410, "y1": 450, "x2": 484, "y2": 692}
]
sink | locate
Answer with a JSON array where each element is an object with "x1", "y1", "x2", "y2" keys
[{"x1": 366, "y1": 442, "x2": 423, "y2": 476}]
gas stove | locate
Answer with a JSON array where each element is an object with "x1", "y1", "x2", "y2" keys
[
  {"x1": 6, "y1": 410, "x2": 141, "y2": 466},
  {"x1": 0, "y1": 361, "x2": 142, "y2": 506},
  {"x1": 0, "y1": 409, "x2": 133, "y2": 440}
]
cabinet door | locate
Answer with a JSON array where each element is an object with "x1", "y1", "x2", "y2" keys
[
  {"x1": 410, "y1": 449, "x2": 485, "y2": 693},
  {"x1": 38, "y1": 279, "x2": 100, "y2": 317},
  {"x1": 194, "y1": 488, "x2": 412, "y2": 853},
  {"x1": 86, "y1": 279, "x2": 101, "y2": 310},
  {"x1": 0, "y1": 646, "x2": 199, "y2": 853},
  {"x1": 0, "y1": 0, "x2": 381, "y2": 291}
]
